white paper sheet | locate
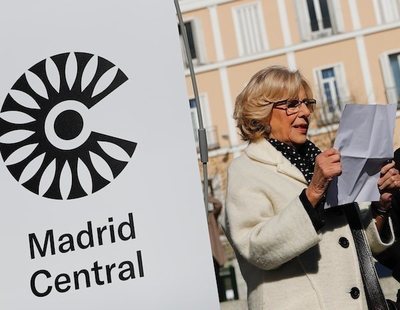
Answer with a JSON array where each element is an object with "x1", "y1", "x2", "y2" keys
[{"x1": 325, "y1": 103, "x2": 396, "y2": 208}]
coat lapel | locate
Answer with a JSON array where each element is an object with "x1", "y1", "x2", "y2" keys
[{"x1": 245, "y1": 139, "x2": 308, "y2": 185}]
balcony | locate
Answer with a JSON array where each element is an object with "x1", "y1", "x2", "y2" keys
[
  {"x1": 385, "y1": 87, "x2": 400, "y2": 109},
  {"x1": 315, "y1": 97, "x2": 351, "y2": 126},
  {"x1": 195, "y1": 126, "x2": 220, "y2": 151}
]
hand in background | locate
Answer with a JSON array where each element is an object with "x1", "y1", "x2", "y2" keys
[{"x1": 378, "y1": 161, "x2": 400, "y2": 209}]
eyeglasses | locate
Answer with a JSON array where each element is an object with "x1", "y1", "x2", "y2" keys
[{"x1": 265, "y1": 98, "x2": 317, "y2": 115}]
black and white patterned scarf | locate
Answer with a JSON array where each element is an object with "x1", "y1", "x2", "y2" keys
[{"x1": 268, "y1": 139, "x2": 321, "y2": 184}]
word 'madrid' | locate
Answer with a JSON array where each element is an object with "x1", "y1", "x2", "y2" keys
[{"x1": 28, "y1": 213, "x2": 145, "y2": 297}]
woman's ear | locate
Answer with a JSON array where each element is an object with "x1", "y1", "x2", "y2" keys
[
  {"x1": 265, "y1": 124, "x2": 271, "y2": 134},
  {"x1": 264, "y1": 115, "x2": 272, "y2": 134},
  {"x1": 250, "y1": 119, "x2": 264, "y2": 130}
]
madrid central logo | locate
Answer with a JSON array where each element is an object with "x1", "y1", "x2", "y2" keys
[{"x1": 0, "y1": 52, "x2": 137, "y2": 200}]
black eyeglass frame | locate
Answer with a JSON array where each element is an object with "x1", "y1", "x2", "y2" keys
[{"x1": 264, "y1": 98, "x2": 317, "y2": 115}]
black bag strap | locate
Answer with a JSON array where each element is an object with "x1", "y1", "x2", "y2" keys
[{"x1": 343, "y1": 202, "x2": 389, "y2": 310}]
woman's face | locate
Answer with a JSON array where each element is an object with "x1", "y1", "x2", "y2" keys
[{"x1": 268, "y1": 87, "x2": 311, "y2": 147}]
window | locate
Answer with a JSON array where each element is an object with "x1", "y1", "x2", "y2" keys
[
  {"x1": 380, "y1": 51, "x2": 400, "y2": 105},
  {"x1": 189, "y1": 96, "x2": 211, "y2": 133},
  {"x1": 307, "y1": 0, "x2": 332, "y2": 33},
  {"x1": 178, "y1": 20, "x2": 205, "y2": 66},
  {"x1": 189, "y1": 95, "x2": 219, "y2": 149},
  {"x1": 189, "y1": 98, "x2": 201, "y2": 141},
  {"x1": 315, "y1": 65, "x2": 348, "y2": 123},
  {"x1": 232, "y1": 2, "x2": 268, "y2": 56},
  {"x1": 388, "y1": 53, "x2": 400, "y2": 101},
  {"x1": 295, "y1": 0, "x2": 344, "y2": 40},
  {"x1": 378, "y1": 0, "x2": 400, "y2": 23}
]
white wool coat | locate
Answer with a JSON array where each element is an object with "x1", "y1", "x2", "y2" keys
[{"x1": 224, "y1": 139, "x2": 394, "y2": 310}]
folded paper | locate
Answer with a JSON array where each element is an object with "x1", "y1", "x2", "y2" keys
[{"x1": 325, "y1": 103, "x2": 396, "y2": 208}]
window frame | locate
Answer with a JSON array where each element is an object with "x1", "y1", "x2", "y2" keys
[
  {"x1": 189, "y1": 93, "x2": 212, "y2": 142},
  {"x1": 380, "y1": 49, "x2": 400, "y2": 105},
  {"x1": 295, "y1": 0, "x2": 344, "y2": 41},
  {"x1": 313, "y1": 63, "x2": 349, "y2": 124}
]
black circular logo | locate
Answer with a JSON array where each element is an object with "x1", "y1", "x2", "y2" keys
[{"x1": 0, "y1": 52, "x2": 137, "y2": 200}]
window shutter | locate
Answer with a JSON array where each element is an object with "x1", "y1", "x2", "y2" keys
[
  {"x1": 334, "y1": 64, "x2": 349, "y2": 106},
  {"x1": 190, "y1": 19, "x2": 207, "y2": 64},
  {"x1": 294, "y1": 0, "x2": 312, "y2": 41},
  {"x1": 328, "y1": 0, "x2": 345, "y2": 33},
  {"x1": 232, "y1": 2, "x2": 267, "y2": 56},
  {"x1": 380, "y1": 0, "x2": 400, "y2": 23}
]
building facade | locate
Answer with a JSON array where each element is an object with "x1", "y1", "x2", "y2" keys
[
  {"x1": 179, "y1": 0, "x2": 400, "y2": 205},
  {"x1": 178, "y1": 0, "x2": 400, "y2": 303}
]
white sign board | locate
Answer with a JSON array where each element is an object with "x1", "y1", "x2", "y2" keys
[{"x1": 0, "y1": 1, "x2": 219, "y2": 309}]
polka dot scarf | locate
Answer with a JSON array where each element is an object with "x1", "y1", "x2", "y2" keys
[{"x1": 268, "y1": 139, "x2": 321, "y2": 184}]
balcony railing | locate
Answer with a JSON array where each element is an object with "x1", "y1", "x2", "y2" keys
[
  {"x1": 195, "y1": 126, "x2": 220, "y2": 151},
  {"x1": 385, "y1": 87, "x2": 400, "y2": 109},
  {"x1": 315, "y1": 97, "x2": 350, "y2": 126}
]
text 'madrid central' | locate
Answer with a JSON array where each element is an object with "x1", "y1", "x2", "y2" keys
[{"x1": 28, "y1": 212, "x2": 144, "y2": 297}]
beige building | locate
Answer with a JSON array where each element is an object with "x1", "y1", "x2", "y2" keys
[
  {"x1": 178, "y1": 0, "x2": 400, "y2": 207},
  {"x1": 178, "y1": 2, "x2": 400, "y2": 303}
]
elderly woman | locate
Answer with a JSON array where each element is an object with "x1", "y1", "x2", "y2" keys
[{"x1": 224, "y1": 66, "x2": 398, "y2": 309}]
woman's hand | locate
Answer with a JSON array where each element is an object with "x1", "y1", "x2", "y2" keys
[
  {"x1": 374, "y1": 161, "x2": 400, "y2": 230},
  {"x1": 377, "y1": 161, "x2": 400, "y2": 208},
  {"x1": 306, "y1": 148, "x2": 342, "y2": 207}
]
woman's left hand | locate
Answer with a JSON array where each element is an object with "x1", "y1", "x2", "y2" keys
[{"x1": 377, "y1": 161, "x2": 400, "y2": 208}]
